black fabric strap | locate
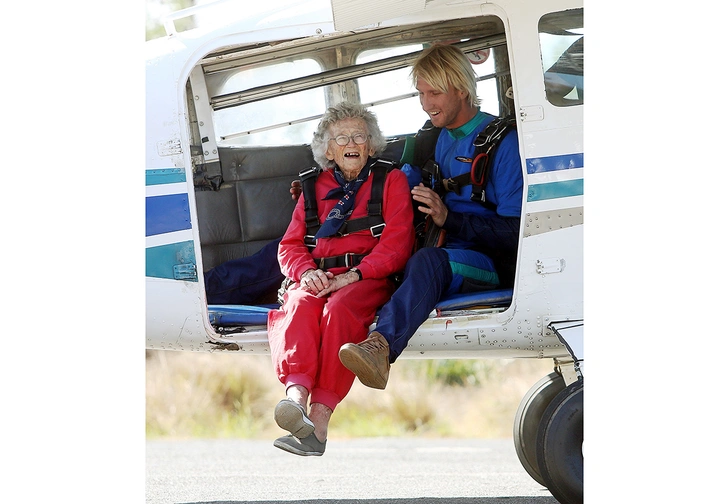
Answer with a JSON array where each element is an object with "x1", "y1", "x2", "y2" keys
[
  {"x1": 412, "y1": 120, "x2": 442, "y2": 168},
  {"x1": 304, "y1": 159, "x2": 395, "y2": 247},
  {"x1": 317, "y1": 253, "x2": 367, "y2": 270},
  {"x1": 299, "y1": 166, "x2": 322, "y2": 230},
  {"x1": 419, "y1": 115, "x2": 515, "y2": 213}
]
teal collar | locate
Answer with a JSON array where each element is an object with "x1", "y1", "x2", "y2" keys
[{"x1": 446, "y1": 110, "x2": 487, "y2": 139}]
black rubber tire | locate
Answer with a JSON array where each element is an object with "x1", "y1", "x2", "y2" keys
[
  {"x1": 513, "y1": 371, "x2": 566, "y2": 487},
  {"x1": 536, "y1": 379, "x2": 584, "y2": 504}
]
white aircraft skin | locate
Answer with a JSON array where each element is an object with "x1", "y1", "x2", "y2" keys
[
  {"x1": 146, "y1": 1, "x2": 583, "y2": 500},
  {"x1": 146, "y1": 0, "x2": 583, "y2": 359}
]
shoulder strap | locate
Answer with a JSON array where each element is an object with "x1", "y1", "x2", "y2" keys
[
  {"x1": 337, "y1": 158, "x2": 395, "y2": 237},
  {"x1": 302, "y1": 159, "x2": 396, "y2": 249},
  {"x1": 298, "y1": 166, "x2": 321, "y2": 248},
  {"x1": 412, "y1": 120, "x2": 442, "y2": 168},
  {"x1": 435, "y1": 115, "x2": 516, "y2": 210},
  {"x1": 468, "y1": 115, "x2": 516, "y2": 210},
  {"x1": 365, "y1": 159, "x2": 390, "y2": 217}
]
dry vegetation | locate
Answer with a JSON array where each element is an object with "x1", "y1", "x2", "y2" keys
[{"x1": 146, "y1": 349, "x2": 555, "y2": 440}]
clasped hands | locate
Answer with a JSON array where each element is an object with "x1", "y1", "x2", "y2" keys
[{"x1": 300, "y1": 267, "x2": 359, "y2": 297}]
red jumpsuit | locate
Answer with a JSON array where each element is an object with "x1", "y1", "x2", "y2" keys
[{"x1": 267, "y1": 165, "x2": 414, "y2": 411}]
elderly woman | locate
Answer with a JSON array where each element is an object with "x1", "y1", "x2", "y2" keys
[{"x1": 267, "y1": 102, "x2": 414, "y2": 456}]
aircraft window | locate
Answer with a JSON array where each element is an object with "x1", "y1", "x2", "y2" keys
[
  {"x1": 471, "y1": 48, "x2": 500, "y2": 115},
  {"x1": 538, "y1": 8, "x2": 583, "y2": 107},
  {"x1": 211, "y1": 59, "x2": 326, "y2": 146},
  {"x1": 356, "y1": 45, "x2": 424, "y2": 136},
  {"x1": 356, "y1": 44, "x2": 501, "y2": 136}
]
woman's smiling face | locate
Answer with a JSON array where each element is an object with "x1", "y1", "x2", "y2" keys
[{"x1": 324, "y1": 118, "x2": 374, "y2": 180}]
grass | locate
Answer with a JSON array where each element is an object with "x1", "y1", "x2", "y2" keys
[{"x1": 145, "y1": 349, "x2": 555, "y2": 439}]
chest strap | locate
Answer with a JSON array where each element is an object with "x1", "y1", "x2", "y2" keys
[
  {"x1": 317, "y1": 252, "x2": 366, "y2": 270},
  {"x1": 415, "y1": 115, "x2": 516, "y2": 211},
  {"x1": 301, "y1": 159, "x2": 395, "y2": 249}
]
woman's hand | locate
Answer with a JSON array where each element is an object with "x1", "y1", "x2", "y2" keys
[
  {"x1": 315, "y1": 269, "x2": 360, "y2": 297},
  {"x1": 300, "y1": 268, "x2": 334, "y2": 294}
]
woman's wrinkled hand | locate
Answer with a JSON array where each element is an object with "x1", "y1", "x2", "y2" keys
[
  {"x1": 315, "y1": 269, "x2": 360, "y2": 297},
  {"x1": 300, "y1": 268, "x2": 334, "y2": 294}
]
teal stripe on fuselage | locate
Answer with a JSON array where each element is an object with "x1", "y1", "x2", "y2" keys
[
  {"x1": 527, "y1": 179, "x2": 583, "y2": 202},
  {"x1": 146, "y1": 168, "x2": 186, "y2": 186},
  {"x1": 146, "y1": 240, "x2": 197, "y2": 281}
]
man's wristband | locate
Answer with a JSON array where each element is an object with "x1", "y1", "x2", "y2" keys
[{"x1": 350, "y1": 268, "x2": 363, "y2": 281}]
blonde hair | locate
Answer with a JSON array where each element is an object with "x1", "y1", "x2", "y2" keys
[
  {"x1": 411, "y1": 44, "x2": 480, "y2": 108},
  {"x1": 311, "y1": 101, "x2": 387, "y2": 169}
]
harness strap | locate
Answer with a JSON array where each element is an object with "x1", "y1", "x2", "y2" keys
[
  {"x1": 412, "y1": 120, "x2": 441, "y2": 169},
  {"x1": 417, "y1": 115, "x2": 516, "y2": 212},
  {"x1": 468, "y1": 115, "x2": 516, "y2": 210},
  {"x1": 317, "y1": 253, "x2": 366, "y2": 270},
  {"x1": 299, "y1": 166, "x2": 321, "y2": 227},
  {"x1": 302, "y1": 159, "x2": 395, "y2": 249}
]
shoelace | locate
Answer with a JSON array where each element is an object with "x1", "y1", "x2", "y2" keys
[{"x1": 359, "y1": 334, "x2": 387, "y2": 352}]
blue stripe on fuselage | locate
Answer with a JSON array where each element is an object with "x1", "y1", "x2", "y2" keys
[
  {"x1": 526, "y1": 153, "x2": 583, "y2": 174},
  {"x1": 146, "y1": 193, "x2": 191, "y2": 237}
]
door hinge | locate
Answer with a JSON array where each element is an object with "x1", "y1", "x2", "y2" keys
[{"x1": 174, "y1": 263, "x2": 198, "y2": 281}]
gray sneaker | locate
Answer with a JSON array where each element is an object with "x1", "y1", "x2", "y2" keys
[
  {"x1": 339, "y1": 331, "x2": 390, "y2": 389},
  {"x1": 273, "y1": 434, "x2": 326, "y2": 456},
  {"x1": 274, "y1": 398, "x2": 315, "y2": 438}
]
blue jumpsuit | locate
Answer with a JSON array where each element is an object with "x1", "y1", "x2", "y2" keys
[{"x1": 376, "y1": 111, "x2": 523, "y2": 362}]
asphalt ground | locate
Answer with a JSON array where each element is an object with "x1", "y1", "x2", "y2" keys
[{"x1": 145, "y1": 437, "x2": 558, "y2": 504}]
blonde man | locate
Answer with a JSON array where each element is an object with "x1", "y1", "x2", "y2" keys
[{"x1": 339, "y1": 44, "x2": 523, "y2": 390}]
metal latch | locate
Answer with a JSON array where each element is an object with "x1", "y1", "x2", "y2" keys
[
  {"x1": 174, "y1": 263, "x2": 198, "y2": 281},
  {"x1": 157, "y1": 138, "x2": 182, "y2": 157},
  {"x1": 519, "y1": 105, "x2": 544, "y2": 122},
  {"x1": 536, "y1": 258, "x2": 565, "y2": 274}
]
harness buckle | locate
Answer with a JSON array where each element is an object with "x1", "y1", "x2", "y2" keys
[
  {"x1": 473, "y1": 131, "x2": 489, "y2": 148},
  {"x1": 298, "y1": 166, "x2": 320, "y2": 179},
  {"x1": 344, "y1": 253, "x2": 355, "y2": 267},
  {"x1": 442, "y1": 177, "x2": 461, "y2": 194},
  {"x1": 305, "y1": 235, "x2": 317, "y2": 249},
  {"x1": 473, "y1": 118, "x2": 509, "y2": 148},
  {"x1": 369, "y1": 223, "x2": 386, "y2": 238},
  {"x1": 419, "y1": 121, "x2": 437, "y2": 132}
]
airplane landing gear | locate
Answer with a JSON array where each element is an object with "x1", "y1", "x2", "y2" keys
[
  {"x1": 513, "y1": 371, "x2": 566, "y2": 486},
  {"x1": 513, "y1": 372, "x2": 583, "y2": 504},
  {"x1": 536, "y1": 379, "x2": 583, "y2": 504}
]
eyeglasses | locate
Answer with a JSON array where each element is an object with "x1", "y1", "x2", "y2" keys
[{"x1": 329, "y1": 133, "x2": 370, "y2": 146}]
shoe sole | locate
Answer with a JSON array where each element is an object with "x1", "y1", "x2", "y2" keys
[
  {"x1": 273, "y1": 436, "x2": 324, "y2": 457},
  {"x1": 274, "y1": 400, "x2": 315, "y2": 438},
  {"x1": 339, "y1": 345, "x2": 387, "y2": 389}
]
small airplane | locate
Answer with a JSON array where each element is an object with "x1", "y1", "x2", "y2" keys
[{"x1": 146, "y1": 1, "x2": 583, "y2": 502}]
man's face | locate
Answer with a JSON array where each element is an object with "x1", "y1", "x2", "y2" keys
[{"x1": 416, "y1": 78, "x2": 469, "y2": 130}]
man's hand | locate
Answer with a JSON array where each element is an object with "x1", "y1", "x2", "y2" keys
[
  {"x1": 290, "y1": 180, "x2": 302, "y2": 201},
  {"x1": 412, "y1": 183, "x2": 448, "y2": 227}
]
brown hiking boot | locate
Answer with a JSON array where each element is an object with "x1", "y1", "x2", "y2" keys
[{"x1": 339, "y1": 331, "x2": 390, "y2": 389}]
